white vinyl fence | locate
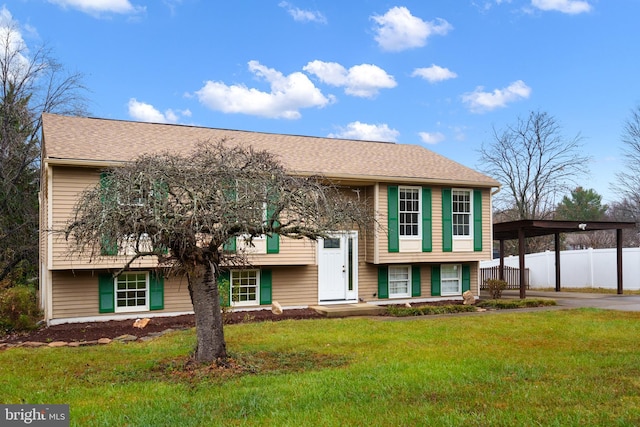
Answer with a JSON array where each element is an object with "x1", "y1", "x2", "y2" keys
[{"x1": 480, "y1": 248, "x2": 640, "y2": 290}]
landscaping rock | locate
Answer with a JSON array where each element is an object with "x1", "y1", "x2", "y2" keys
[
  {"x1": 463, "y1": 290, "x2": 475, "y2": 305},
  {"x1": 114, "y1": 334, "x2": 138, "y2": 342},
  {"x1": 272, "y1": 301, "x2": 283, "y2": 315},
  {"x1": 133, "y1": 318, "x2": 150, "y2": 329},
  {"x1": 47, "y1": 341, "x2": 68, "y2": 348},
  {"x1": 97, "y1": 338, "x2": 112, "y2": 345},
  {"x1": 21, "y1": 341, "x2": 47, "y2": 348}
]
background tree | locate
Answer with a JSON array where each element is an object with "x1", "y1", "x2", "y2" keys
[
  {"x1": 478, "y1": 110, "x2": 590, "y2": 253},
  {"x1": 612, "y1": 104, "x2": 640, "y2": 242},
  {"x1": 65, "y1": 142, "x2": 370, "y2": 364},
  {"x1": 555, "y1": 187, "x2": 607, "y2": 221},
  {"x1": 0, "y1": 21, "x2": 87, "y2": 283},
  {"x1": 555, "y1": 187, "x2": 613, "y2": 249}
]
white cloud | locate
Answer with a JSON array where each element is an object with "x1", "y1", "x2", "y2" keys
[
  {"x1": 412, "y1": 65, "x2": 457, "y2": 83},
  {"x1": 531, "y1": 0, "x2": 592, "y2": 14},
  {"x1": 0, "y1": 7, "x2": 31, "y2": 84},
  {"x1": 195, "y1": 61, "x2": 333, "y2": 119},
  {"x1": 461, "y1": 80, "x2": 531, "y2": 113},
  {"x1": 371, "y1": 6, "x2": 452, "y2": 52},
  {"x1": 47, "y1": 0, "x2": 145, "y2": 15},
  {"x1": 419, "y1": 131, "x2": 446, "y2": 145},
  {"x1": 278, "y1": 1, "x2": 327, "y2": 24},
  {"x1": 127, "y1": 98, "x2": 189, "y2": 123},
  {"x1": 303, "y1": 60, "x2": 396, "y2": 98},
  {"x1": 328, "y1": 121, "x2": 399, "y2": 142}
]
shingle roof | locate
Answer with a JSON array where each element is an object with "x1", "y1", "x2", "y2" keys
[{"x1": 41, "y1": 113, "x2": 500, "y2": 187}]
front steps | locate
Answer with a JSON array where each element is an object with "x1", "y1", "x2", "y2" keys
[{"x1": 310, "y1": 303, "x2": 386, "y2": 318}]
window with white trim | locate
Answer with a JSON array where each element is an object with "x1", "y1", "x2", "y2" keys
[
  {"x1": 231, "y1": 270, "x2": 260, "y2": 306},
  {"x1": 441, "y1": 264, "x2": 461, "y2": 295},
  {"x1": 115, "y1": 272, "x2": 149, "y2": 312},
  {"x1": 452, "y1": 190, "x2": 471, "y2": 237},
  {"x1": 389, "y1": 266, "x2": 411, "y2": 298},
  {"x1": 399, "y1": 187, "x2": 420, "y2": 237}
]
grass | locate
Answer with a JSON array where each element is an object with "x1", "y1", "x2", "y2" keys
[{"x1": 3, "y1": 309, "x2": 640, "y2": 426}]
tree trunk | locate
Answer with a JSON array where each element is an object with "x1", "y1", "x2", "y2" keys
[{"x1": 190, "y1": 260, "x2": 227, "y2": 364}]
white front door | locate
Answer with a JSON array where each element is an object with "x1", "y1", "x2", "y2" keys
[{"x1": 318, "y1": 232, "x2": 357, "y2": 303}]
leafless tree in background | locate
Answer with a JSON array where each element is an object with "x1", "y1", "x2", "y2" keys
[
  {"x1": 0, "y1": 22, "x2": 87, "y2": 283},
  {"x1": 479, "y1": 110, "x2": 590, "y2": 254}
]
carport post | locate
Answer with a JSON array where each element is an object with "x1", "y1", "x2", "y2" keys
[
  {"x1": 617, "y1": 228, "x2": 623, "y2": 295},
  {"x1": 518, "y1": 226, "x2": 526, "y2": 299},
  {"x1": 555, "y1": 232, "x2": 561, "y2": 292}
]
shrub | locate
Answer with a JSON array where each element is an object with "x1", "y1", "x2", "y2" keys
[
  {"x1": 485, "y1": 279, "x2": 508, "y2": 299},
  {"x1": 386, "y1": 304, "x2": 477, "y2": 317},
  {"x1": 476, "y1": 298, "x2": 557, "y2": 309},
  {"x1": 0, "y1": 285, "x2": 42, "y2": 334}
]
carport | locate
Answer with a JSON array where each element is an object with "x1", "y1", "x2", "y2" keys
[{"x1": 493, "y1": 220, "x2": 636, "y2": 298}]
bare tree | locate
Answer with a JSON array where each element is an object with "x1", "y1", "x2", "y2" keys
[
  {"x1": 64, "y1": 142, "x2": 370, "y2": 364},
  {"x1": 612, "y1": 104, "x2": 640, "y2": 239},
  {"x1": 0, "y1": 21, "x2": 87, "y2": 282},
  {"x1": 479, "y1": 110, "x2": 590, "y2": 221}
]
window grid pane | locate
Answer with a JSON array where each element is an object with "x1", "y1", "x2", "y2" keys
[
  {"x1": 399, "y1": 188, "x2": 420, "y2": 237},
  {"x1": 452, "y1": 190, "x2": 471, "y2": 236},
  {"x1": 231, "y1": 270, "x2": 259, "y2": 304},
  {"x1": 116, "y1": 273, "x2": 147, "y2": 308},
  {"x1": 389, "y1": 266, "x2": 409, "y2": 295},
  {"x1": 441, "y1": 265, "x2": 461, "y2": 294}
]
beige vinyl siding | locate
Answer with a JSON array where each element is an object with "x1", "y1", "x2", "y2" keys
[
  {"x1": 50, "y1": 165, "x2": 321, "y2": 269},
  {"x1": 50, "y1": 166, "x2": 158, "y2": 270},
  {"x1": 376, "y1": 184, "x2": 492, "y2": 264},
  {"x1": 271, "y1": 266, "x2": 318, "y2": 306},
  {"x1": 50, "y1": 270, "x2": 192, "y2": 320},
  {"x1": 248, "y1": 237, "x2": 316, "y2": 266},
  {"x1": 357, "y1": 262, "x2": 380, "y2": 302}
]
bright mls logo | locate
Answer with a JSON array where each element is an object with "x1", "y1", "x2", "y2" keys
[{"x1": 1, "y1": 405, "x2": 69, "y2": 426}]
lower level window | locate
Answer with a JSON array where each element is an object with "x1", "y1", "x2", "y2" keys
[
  {"x1": 115, "y1": 272, "x2": 149, "y2": 312},
  {"x1": 441, "y1": 264, "x2": 461, "y2": 295},
  {"x1": 231, "y1": 270, "x2": 260, "y2": 306},
  {"x1": 389, "y1": 266, "x2": 410, "y2": 298}
]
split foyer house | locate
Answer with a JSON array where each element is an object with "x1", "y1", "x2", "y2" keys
[{"x1": 39, "y1": 113, "x2": 500, "y2": 325}]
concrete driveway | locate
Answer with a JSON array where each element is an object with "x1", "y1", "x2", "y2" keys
[{"x1": 501, "y1": 290, "x2": 640, "y2": 312}]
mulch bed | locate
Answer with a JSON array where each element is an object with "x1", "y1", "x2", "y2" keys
[
  {"x1": 0, "y1": 309, "x2": 324, "y2": 345},
  {"x1": 0, "y1": 300, "x2": 478, "y2": 345}
]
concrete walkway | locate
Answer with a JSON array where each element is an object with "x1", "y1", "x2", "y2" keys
[{"x1": 500, "y1": 290, "x2": 640, "y2": 312}]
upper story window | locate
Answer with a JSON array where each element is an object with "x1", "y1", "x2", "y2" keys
[
  {"x1": 399, "y1": 187, "x2": 420, "y2": 237},
  {"x1": 452, "y1": 190, "x2": 471, "y2": 237}
]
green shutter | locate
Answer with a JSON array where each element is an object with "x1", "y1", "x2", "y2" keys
[
  {"x1": 462, "y1": 264, "x2": 471, "y2": 292},
  {"x1": 260, "y1": 269, "x2": 273, "y2": 305},
  {"x1": 149, "y1": 271, "x2": 164, "y2": 310},
  {"x1": 422, "y1": 188, "x2": 432, "y2": 252},
  {"x1": 411, "y1": 265, "x2": 421, "y2": 297},
  {"x1": 377, "y1": 266, "x2": 389, "y2": 299},
  {"x1": 218, "y1": 270, "x2": 231, "y2": 307},
  {"x1": 431, "y1": 265, "x2": 441, "y2": 296},
  {"x1": 99, "y1": 172, "x2": 118, "y2": 256},
  {"x1": 98, "y1": 273, "x2": 115, "y2": 313},
  {"x1": 442, "y1": 189, "x2": 452, "y2": 252},
  {"x1": 473, "y1": 189, "x2": 483, "y2": 252},
  {"x1": 387, "y1": 186, "x2": 399, "y2": 253},
  {"x1": 266, "y1": 200, "x2": 280, "y2": 254},
  {"x1": 266, "y1": 235, "x2": 279, "y2": 253},
  {"x1": 223, "y1": 237, "x2": 237, "y2": 252}
]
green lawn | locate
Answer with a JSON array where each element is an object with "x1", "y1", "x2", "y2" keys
[{"x1": 3, "y1": 309, "x2": 640, "y2": 426}]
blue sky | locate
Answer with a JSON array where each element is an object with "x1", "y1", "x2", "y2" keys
[{"x1": 7, "y1": 0, "x2": 640, "y2": 202}]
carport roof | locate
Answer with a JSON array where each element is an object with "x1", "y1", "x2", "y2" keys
[{"x1": 493, "y1": 220, "x2": 636, "y2": 241}]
